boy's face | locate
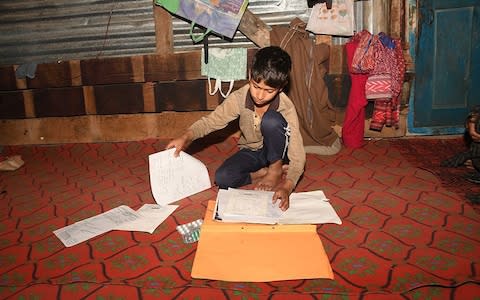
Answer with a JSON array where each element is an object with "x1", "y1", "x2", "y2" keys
[{"x1": 248, "y1": 79, "x2": 281, "y2": 107}]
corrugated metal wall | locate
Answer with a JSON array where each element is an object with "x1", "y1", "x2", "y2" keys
[
  {"x1": 0, "y1": 0, "x2": 156, "y2": 66},
  {"x1": 0, "y1": 0, "x2": 391, "y2": 65}
]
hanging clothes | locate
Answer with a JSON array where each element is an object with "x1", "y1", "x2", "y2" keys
[
  {"x1": 369, "y1": 37, "x2": 405, "y2": 131},
  {"x1": 342, "y1": 33, "x2": 369, "y2": 149},
  {"x1": 270, "y1": 18, "x2": 339, "y2": 149}
]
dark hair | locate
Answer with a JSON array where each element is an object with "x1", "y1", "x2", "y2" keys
[
  {"x1": 467, "y1": 105, "x2": 480, "y2": 132},
  {"x1": 250, "y1": 46, "x2": 291, "y2": 89}
]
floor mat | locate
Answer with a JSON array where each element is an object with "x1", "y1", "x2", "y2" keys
[
  {"x1": 390, "y1": 137, "x2": 480, "y2": 206},
  {"x1": 1, "y1": 137, "x2": 479, "y2": 299}
]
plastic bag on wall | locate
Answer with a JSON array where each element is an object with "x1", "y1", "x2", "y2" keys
[{"x1": 306, "y1": 0, "x2": 355, "y2": 36}]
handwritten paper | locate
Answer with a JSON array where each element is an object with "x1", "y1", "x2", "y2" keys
[
  {"x1": 149, "y1": 148, "x2": 212, "y2": 205},
  {"x1": 54, "y1": 204, "x2": 179, "y2": 247},
  {"x1": 114, "y1": 204, "x2": 178, "y2": 233},
  {"x1": 53, "y1": 205, "x2": 141, "y2": 247},
  {"x1": 218, "y1": 188, "x2": 283, "y2": 224}
]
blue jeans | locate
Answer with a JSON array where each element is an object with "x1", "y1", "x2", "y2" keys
[{"x1": 215, "y1": 111, "x2": 289, "y2": 189}]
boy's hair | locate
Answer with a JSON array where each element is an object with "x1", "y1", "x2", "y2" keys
[{"x1": 250, "y1": 46, "x2": 291, "y2": 90}]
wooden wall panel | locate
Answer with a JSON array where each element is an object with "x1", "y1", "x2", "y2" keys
[
  {"x1": 27, "y1": 61, "x2": 72, "y2": 88},
  {"x1": 33, "y1": 87, "x2": 85, "y2": 117},
  {"x1": 154, "y1": 5, "x2": 173, "y2": 55},
  {"x1": 144, "y1": 52, "x2": 202, "y2": 82},
  {"x1": 0, "y1": 66, "x2": 17, "y2": 91},
  {"x1": 0, "y1": 91, "x2": 25, "y2": 119},
  {"x1": 81, "y1": 57, "x2": 134, "y2": 85},
  {"x1": 156, "y1": 81, "x2": 206, "y2": 112},
  {"x1": 94, "y1": 83, "x2": 144, "y2": 115}
]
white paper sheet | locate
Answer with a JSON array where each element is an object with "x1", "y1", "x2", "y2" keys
[
  {"x1": 281, "y1": 190, "x2": 342, "y2": 224},
  {"x1": 215, "y1": 188, "x2": 342, "y2": 225},
  {"x1": 53, "y1": 205, "x2": 142, "y2": 247},
  {"x1": 54, "y1": 204, "x2": 179, "y2": 247},
  {"x1": 114, "y1": 204, "x2": 178, "y2": 233},
  {"x1": 149, "y1": 148, "x2": 212, "y2": 205}
]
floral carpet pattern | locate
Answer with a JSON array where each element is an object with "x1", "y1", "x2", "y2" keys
[{"x1": 0, "y1": 137, "x2": 479, "y2": 299}]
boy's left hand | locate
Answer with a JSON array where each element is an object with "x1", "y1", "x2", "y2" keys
[
  {"x1": 272, "y1": 179, "x2": 294, "y2": 211},
  {"x1": 272, "y1": 187, "x2": 290, "y2": 211}
]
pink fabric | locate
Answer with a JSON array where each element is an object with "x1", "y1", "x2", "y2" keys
[
  {"x1": 365, "y1": 74, "x2": 392, "y2": 99},
  {"x1": 342, "y1": 40, "x2": 368, "y2": 149}
]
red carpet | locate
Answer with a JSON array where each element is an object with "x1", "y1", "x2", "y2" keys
[{"x1": 0, "y1": 137, "x2": 479, "y2": 299}]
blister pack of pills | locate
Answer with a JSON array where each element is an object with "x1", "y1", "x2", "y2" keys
[{"x1": 176, "y1": 219, "x2": 203, "y2": 243}]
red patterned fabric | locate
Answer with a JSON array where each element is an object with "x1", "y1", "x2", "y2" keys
[
  {"x1": 351, "y1": 30, "x2": 377, "y2": 74},
  {"x1": 365, "y1": 74, "x2": 393, "y2": 99},
  {"x1": 1, "y1": 137, "x2": 479, "y2": 299},
  {"x1": 369, "y1": 37, "x2": 406, "y2": 131}
]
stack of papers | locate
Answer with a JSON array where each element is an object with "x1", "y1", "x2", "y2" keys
[{"x1": 215, "y1": 188, "x2": 342, "y2": 225}]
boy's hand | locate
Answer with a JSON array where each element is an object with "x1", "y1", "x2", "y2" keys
[
  {"x1": 272, "y1": 179, "x2": 294, "y2": 211},
  {"x1": 165, "y1": 130, "x2": 193, "y2": 157}
]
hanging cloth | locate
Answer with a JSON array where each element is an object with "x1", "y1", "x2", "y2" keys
[
  {"x1": 270, "y1": 18, "x2": 339, "y2": 147},
  {"x1": 342, "y1": 34, "x2": 369, "y2": 149},
  {"x1": 201, "y1": 47, "x2": 248, "y2": 98}
]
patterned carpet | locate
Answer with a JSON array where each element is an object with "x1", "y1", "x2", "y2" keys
[{"x1": 0, "y1": 136, "x2": 479, "y2": 299}]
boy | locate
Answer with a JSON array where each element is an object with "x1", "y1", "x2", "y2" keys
[
  {"x1": 464, "y1": 106, "x2": 480, "y2": 184},
  {"x1": 166, "y1": 46, "x2": 306, "y2": 211},
  {"x1": 441, "y1": 105, "x2": 480, "y2": 175}
]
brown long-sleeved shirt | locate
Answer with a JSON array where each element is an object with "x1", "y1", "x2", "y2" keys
[{"x1": 189, "y1": 84, "x2": 306, "y2": 187}]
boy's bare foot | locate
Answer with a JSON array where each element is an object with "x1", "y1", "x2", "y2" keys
[
  {"x1": 250, "y1": 167, "x2": 268, "y2": 182},
  {"x1": 255, "y1": 161, "x2": 283, "y2": 191},
  {"x1": 255, "y1": 171, "x2": 282, "y2": 191}
]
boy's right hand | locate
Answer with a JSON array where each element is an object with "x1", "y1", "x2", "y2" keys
[{"x1": 165, "y1": 130, "x2": 194, "y2": 157}]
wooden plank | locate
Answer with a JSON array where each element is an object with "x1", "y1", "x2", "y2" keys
[
  {"x1": 0, "y1": 112, "x2": 211, "y2": 145},
  {"x1": 0, "y1": 109, "x2": 407, "y2": 146},
  {"x1": 83, "y1": 86, "x2": 96, "y2": 115},
  {"x1": 205, "y1": 80, "x2": 220, "y2": 110},
  {"x1": 155, "y1": 81, "x2": 206, "y2": 111},
  {"x1": 0, "y1": 91, "x2": 25, "y2": 119},
  {"x1": 238, "y1": 8, "x2": 271, "y2": 48},
  {"x1": 70, "y1": 60, "x2": 82, "y2": 86},
  {"x1": 33, "y1": 87, "x2": 85, "y2": 117},
  {"x1": 144, "y1": 52, "x2": 202, "y2": 82},
  {"x1": 81, "y1": 57, "x2": 134, "y2": 85},
  {"x1": 15, "y1": 68, "x2": 27, "y2": 90},
  {"x1": 143, "y1": 82, "x2": 156, "y2": 112},
  {"x1": 23, "y1": 90, "x2": 35, "y2": 118},
  {"x1": 390, "y1": 0, "x2": 404, "y2": 39},
  {"x1": 154, "y1": 4, "x2": 173, "y2": 55},
  {"x1": 94, "y1": 84, "x2": 144, "y2": 115},
  {"x1": 27, "y1": 61, "x2": 72, "y2": 88},
  {"x1": 131, "y1": 56, "x2": 145, "y2": 82},
  {"x1": 0, "y1": 66, "x2": 17, "y2": 91}
]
